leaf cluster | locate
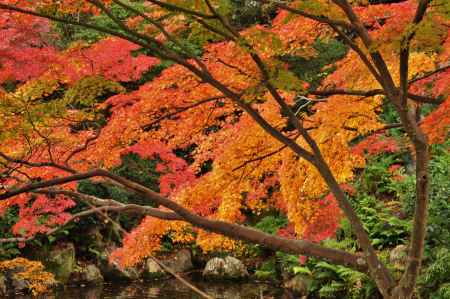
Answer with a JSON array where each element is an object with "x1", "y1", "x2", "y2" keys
[{"x1": 390, "y1": 141, "x2": 450, "y2": 249}]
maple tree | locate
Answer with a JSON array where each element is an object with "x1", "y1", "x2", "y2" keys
[{"x1": 0, "y1": 0, "x2": 448, "y2": 298}]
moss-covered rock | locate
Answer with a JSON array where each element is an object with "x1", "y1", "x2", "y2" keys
[
  {"x1": 203, "y1": 256, "x2": 248, "y2": 280},
  {"x1": 45, "y1": 243, "x2": 76, "y2": 284},
  {"x1": 144, "y1": 249, "x2": 193, "y2": 279},
  {"x1": 70, "y1": 264, "x2": 103, "y2": 285}
]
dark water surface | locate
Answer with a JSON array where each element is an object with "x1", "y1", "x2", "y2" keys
[{"x1": 14, "y1": 279, "x2": 286, "y2": 299}]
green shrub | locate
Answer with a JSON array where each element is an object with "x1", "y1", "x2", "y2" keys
[
  {"x1": 0, "y1": 207, "x2": 20, "y2": 259},
  {"x1": 276, "y1": 251, "x2": 301, "y2": 274},
  {"x1": 419, "y1": 248, "x2": 450, "y2": 299},
  {"x1": 254, "y1": 258, "x2": 277, "y2": 280},
  {"x1": 390, "y1": 141, "x2": 450, "y2": 248},
  {"x1": 293, "y1": 260, "x2": 378, "y2": 299},
  {"x1": 345, "y1": 194, "x2": 411, "y2": 249},
  {"x1": 78, "y1": 152, "x2": 160, "y2": 206},
  {"x1": 357, "y1": 154, "x2": 402, "y2": 196},
  {"x1": 254, "y1": 215, "x2": 288, "y2": 235}
]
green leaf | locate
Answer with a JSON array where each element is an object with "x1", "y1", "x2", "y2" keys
[{"x1": 293, "y1": 266, "x2": 312, "y2": 276}]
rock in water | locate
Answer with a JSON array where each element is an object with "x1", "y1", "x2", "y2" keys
[
  {"x1": 145, "y1": 249, "x2": 193, "y2": 278},
  {"x1": 161, "y1": 249, "x2": 193, "y2": 273},
  {"x1": 145, "y1": 258, "x2": 164, "y2": 278},
  {"x1": 99, "y1": 246, "x2": 141, "y2": 281},
  {"x1": 71, "y1": 264, "x2": 104, "y2": 285}
]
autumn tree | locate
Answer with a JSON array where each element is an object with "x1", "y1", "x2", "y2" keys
[{"x1": 0, "y1": 1, "x2": 448, "y2": 298}]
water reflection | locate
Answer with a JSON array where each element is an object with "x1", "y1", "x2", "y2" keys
[{"x1": 14, "y1": 279, "x2": 287, "y2": 299}]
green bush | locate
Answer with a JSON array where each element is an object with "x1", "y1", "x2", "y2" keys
[
  {"x1": 253, "y1": 214, "x2": 288, "y2": 235},
  {"x1": 419, "y1": 248, "x2": 450, "y2": 299},
  {"x1": 390, "y1": 141, "x2": 450, "y2": 248},
  {"x1": 357, "y1": 154, "x2": 402, "y2": 196},
  {"x1": 0, "y1": 207, "x2": 20, "y2": 259},
  {"x1": 352, "y1": 194, "x2": 411, "y2": 249},
  {"x1": 78, "y1": 152, "x2": 160, "y2": 206},
  {"x1": 291, "y1": 260, "x2": 378, "y2": 299},
  {"x1": 254, "y1": 258, "x2": 278, "y2": 280}
]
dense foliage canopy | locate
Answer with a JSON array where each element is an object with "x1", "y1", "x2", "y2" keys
[{"x1": 0, "y1": 0, "x2": 448, "y2": 298}]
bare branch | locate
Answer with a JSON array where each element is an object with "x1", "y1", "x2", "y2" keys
[
  {"x1": 146, "y1": 0, "x2": 216, "y2": 19},
  {"x1": 148, "y1": 257, "x2": 213, "y2": 299},
  {"x1": 310, "y1": 89, "x2": 443, "y2": 104},
  {"x1": 332, "y1": 0, "x2": 398, "y2": 100},
  {"x1": 327, "y1": 23, "x2": 384, "y2": 85},
  {"x1": 141, "y1": 96, "x2": 226, "y2": 131},
  {"x1": 267, "y1": 1, "x2": 354, "y2": 29},
  {"x1": 0, "y1": 151, "x2": 76, "y2": 174},
  {"x1": 232, "y1": 144, "x2": 288, "y2": 171},
  {"x1": 110, "y1": 0, "x2": 208, "y2": 71},
  {"x1": 399, "y1": 0, "x2": 431, "y2": 106},
  {"x1": 0, "y1": 3, "x2": 149, "y2": 48},
  {"x1": 408, "y1": 62, "x2": 450, "y2": 84},
  {"x1": 64, "y1": 128, "x2": 101, "y2": 166}
]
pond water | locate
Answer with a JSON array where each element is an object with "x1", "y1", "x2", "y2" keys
[{"x1": 12, "y1": 279, "x2": 289, "y2": 299}]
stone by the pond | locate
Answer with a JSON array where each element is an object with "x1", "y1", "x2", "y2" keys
[
  {"x1": 10, "y1": 275, "x2": 29, "y2": 293},
  {"x1": 145, "y1": 249, "x2": 193, "y2": 278},
  {"x1": 163, "y1": 249, "x2": 193, "y2": 273},
  {"x1": 45, "y1": 243, "x2": 76, "y2": 284},
  {"x1": 100, "y1": 261, "x2": 140, "y2": 281},
  {"x1": 71, "y1": 264, "x2": 104, "y2": 285},
  {"x1": 0, "y1": 274, "x2": 6, "y2": 296},
  {"x1": 1, "y1": 265, "x2": 30, "y2": 294},
  {"x1": 283, "y1": 274, "x2": 312, "y2": 296},
  {"x1": 203, "y1": 256, "x2": 249, "y2": 279},
  {"x1": 146, "y1": 258, "x2": 163, "y2": 273},
  {"x1": 99, "y1": 247, "x2": 140, "y2": 281},
  {"x1": 390, "y1": 244, "x2": 408, "y2": 269}
]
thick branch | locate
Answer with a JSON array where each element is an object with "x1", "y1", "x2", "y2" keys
[
  {"x1": 333, "y1": 0, "x2": 398, "y2": 98},
  {"x1": 399, "y1": 0, "x2": 431, "y2": 106},
  {"x1": 36, "y1": 189, "x2": 181, "y2": 221},
  {"x1": 393, "y1": 1, "x2": 432, "y2": 297},
  {"x1": 0, "y1": 169, "x2": 367, "y2": 272}
]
